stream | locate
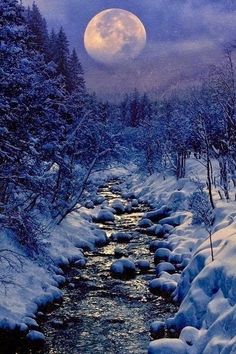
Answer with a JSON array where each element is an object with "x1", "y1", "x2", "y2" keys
[{"x1": 14, "y1": 181, "x2": 177, "y2": 354}]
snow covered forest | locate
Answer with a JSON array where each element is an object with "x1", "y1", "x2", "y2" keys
[{"x1": 2, "y1": 0, "x2": 236, "y2": 353}]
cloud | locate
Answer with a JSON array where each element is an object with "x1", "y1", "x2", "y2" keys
[{"x1": 22, "y1": 0, "x2": 236, "y2": 96}]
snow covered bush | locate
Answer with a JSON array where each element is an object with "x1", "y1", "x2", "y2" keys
[{"x1": 189, "y1": 185, "x2": 215, "y2": 261}]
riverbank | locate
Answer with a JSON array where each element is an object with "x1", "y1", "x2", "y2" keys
[
  {"x1": 0, "y1": 168, "x2": 130, "y2": 351},
  {"x1": 126, "y1": 158, "x2": 236, "y2": 354},
  {"x1": 1, "y1": 158, "x2": 236, "y2": 353}
]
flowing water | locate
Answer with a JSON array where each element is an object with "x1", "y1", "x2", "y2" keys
[{"x1": 12, "y1": 181, "x2": 177, "y2": 354}]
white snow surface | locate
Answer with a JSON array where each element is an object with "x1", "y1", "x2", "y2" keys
[
  {"x1": 128, "y1": 158, "x2": 236, "y2": 354},
  {"x1": 0, "y1": 166, "x2": 131, "y2": 334},
  {"x1": 2, "y1": 159, "x2": 236, "y2": 353}
]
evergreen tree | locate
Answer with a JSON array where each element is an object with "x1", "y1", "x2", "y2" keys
[
  {"x1": 68, "y1": 49, "x2": 85, "y2": 93},
  {"x1": 27, "y1": 2, "x2": 49, "y2": 55},
  {"x1": 54, "y1": 27, "x2": 70, "y2": 90}
]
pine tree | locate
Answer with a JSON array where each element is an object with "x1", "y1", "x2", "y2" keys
[
  {"x1": 68, "y1": 49, "x2": 85, "y2": 93},
  {"x1": 54, "y1": 27, "x2": 70, "y2": 90},
  {"x1": 27, "y1": 2, "x2": 49, "y2": 55}
]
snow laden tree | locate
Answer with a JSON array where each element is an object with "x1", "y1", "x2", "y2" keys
[
  {"x1": 206, "y1": 47, "x2": 236, "y2": 200},
  {"x1": 187, "y1": 86, "x2": 221, "y2": 209},
  {"x1": 0, "y1": 0, "x2": 67, "y2": 252},
  {"x1": 189, "y1": 180, "x2": 215, "y2": 262},
  {"x1": 0, "y1": 0, "x2": 119, "y2": 254},
  {"x1": 26, "y1": 2, "x2": 49, "y2": 55},
  {"x1": 54, "y1": 95, "x2": 120, "y2": 224}
]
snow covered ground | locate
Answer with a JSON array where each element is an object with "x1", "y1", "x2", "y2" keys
[
  {"x1": 0, "y1": 166, "x2": 131, "y2": 342},
  {"x1": 1, "y1": 158, "x2": 236, "y2": 353},
  {"x1": 127, "y1": 158, "x2": 236, "y2": 354}
]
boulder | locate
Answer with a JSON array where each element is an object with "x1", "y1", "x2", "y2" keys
[
  {"x1": 150, "y1": 321, "x2": 165, "y2": 339},
  {"x1": 149, "y1": 240, "x2": 171, "y2": 253},
  {"x1": 94, "y1": 195, "x2": 106, "y2": 205},
  {"x1": 156, "y1": 262, "x2": 176, "y2": 276},
  {"x1": 110, "y1": 259, "x2": 136, "y2": 279},
  {"x1": 131, "y1": 199, "x2": 139, "y2": 207},
  {"x1": 84, "y1": 200, "x2": 94, "y2": 209},
  {"x1": 136, "y1": 259, "x2": 150, "y2": 273},
  {"x1": 111, "y1": 200, "x2": 125, "y2": 214},
  {"x1": 149, "y1": 278, "x2": 177, "y2": 297},
  {"x1": 96, "y1": 210, "x2": 115, "y2": 223},
  {"x1": 159, "y1": 214, "x2": 185, "y2": 227},
  {"x1": 111, "y1": 232, "x2": 133, "y2": 243},
  {"x1": 154, "y1": 248, "x2": 172, "y2": 264},
  {"x1": 26, "y1": 331, "x2": 45, "y2": 347},
  {"x1": 144, "y1": 206, "x2": 171, "y2": 222},
  {"x1": 138, "y1": 218, "x2": 153, "y2": 228}
]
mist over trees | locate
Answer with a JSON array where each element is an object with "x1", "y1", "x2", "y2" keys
[{"x1": 1, "y1": 0, "x2": 236, "y2": 254}]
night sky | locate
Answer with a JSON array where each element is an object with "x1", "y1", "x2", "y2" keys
[{"x1": 23, "y1": 0, "x2": 236, "y2": 98}]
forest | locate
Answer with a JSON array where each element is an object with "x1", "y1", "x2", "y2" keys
[
  {"x1": 2, "y1": 1, "x2": 236, "y2": 244},
  {"x1": 1, "y1": 1, "x2": 236, "y2": 353}
]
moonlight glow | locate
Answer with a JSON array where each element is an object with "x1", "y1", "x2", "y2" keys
[{"x1": 84, "y1": 8, "x2": 147, "y2": 64}]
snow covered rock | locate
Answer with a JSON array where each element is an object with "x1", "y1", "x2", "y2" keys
[
  {"x1": 125, "y1": 203, "x2": 133, "y2": 213},
  {"x1": 52, "y1": 274, "x2": 66, "y2": 286},
  {"x1": 149, "y1": 278, "x2": 177, "y2": 297},
  {"x1": 150, "y1": 321, "x2": 165, "y2": 339},
  {"x1": 84, "y1": 200, "x2": 94, "y2": 209},
  {"x1": 154, "y1": 248, "x2": 172, "y2": 264},
  {"x1": 138, "y1": 218, "x2": 153, "y2": 228},
  {"x1": 74, "y1": 258, "x2": 86, "y2": 268},
  {"x1": 159, "y1": 213, "x2": 186, "y2": 227},
  {"x1": 136, "y1": 259, "x2": 150, "y2": 273},
  {"x1": 111, "y1": 200, "x2": 125, "y2": 214},
  {"x1": 144, "y1": 206, "x2": 171, "y2": 222},
  {"x1": 156, "y1": 262, "x2": 176, "y2": 276},
  {"x1": 111, "y1": 232, "x2": 133, "y2": 243},
  {"x1": 26, "y1": 330, "x2": 45, "y2": 347},
  {"x1": 162, "y1": 224, "x2": 174, "y2": 234},
  {"x1": 94, "y1": 229, "x2": 108, "y2": 246},
  {"x1": 149, "y1": 240, "x2": 171, "y2": 253},
  {"x1": 149, "y1": 278, "x2": 163, "y2": 295},
  {"x1": 96, "y1": 209, "x2": 115, "y2": 223},
  {"x1": 148, "y1": 338, "x2": 187, "y2": 354},
  {"x1": 154, "y1": 225, "x2": 165, "y2": 236},
  {"x1": 23, "y1": 317, "x2": 39, "y2": 329},
  {"x1": 131, "y1": 199, "x2": 139, "y2": 207},
  {"x1": 169, "y1": 253, "x2": 183, "y2": 265},
  {"x1": 94, "y1": 195, "x2": 106, "y2": 205},
  {"x1": 146, "y1": 224, "x2": 164, "y2": 236},
  {"x1": 179, "y1": 326, "x2": 200, "y2": 346},
  {"x1": 110, "y1": 259, "x2": 136, "y2": 278}
]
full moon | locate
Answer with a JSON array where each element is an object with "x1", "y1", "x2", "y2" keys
[{"x1": 84, "y1": 8, "x2": 147, "y2": 64}]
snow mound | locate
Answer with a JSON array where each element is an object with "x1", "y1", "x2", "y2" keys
[
  {"x1": 156, "y1": 262, "x2": 176, "y2": 276},
  {"x1": 154, "y1": 248, "x2": 172, "y2": 264},
  {"x1": 144, "y1": 206, "x2": 171, "y2": 222},
  {"x1": 148, "y1": 338, "x2": 187, "y2": 354},
  {"x1": 110, "y1": 259, "x2": 136, "y2": 279},
  {"x1": 136, "y1": 259, "x2": 150, "y2": 272},
  {"x1": 138, "y1": 218, "x2": 153, "y2": 228},
  {"x1": 26, "y1": 330, "x2": 45, "y2": 346},
  {"x1": 111, "y1": 200, "x2": 125, "y2": 214},
  {"x1": 95, "y1": 209, "x2": 115, "y2": 223}
]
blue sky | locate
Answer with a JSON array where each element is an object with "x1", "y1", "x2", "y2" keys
[{"x1": 23, "y1": 0, "x2": 236, "y2": 97}]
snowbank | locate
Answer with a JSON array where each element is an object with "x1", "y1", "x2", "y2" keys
[
  {"x1": 128, "y1": 158, "x2": 236, "y2": 353},
  {"x1": 0, "y1": 165, "x2": 133, "y2": 342}
]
